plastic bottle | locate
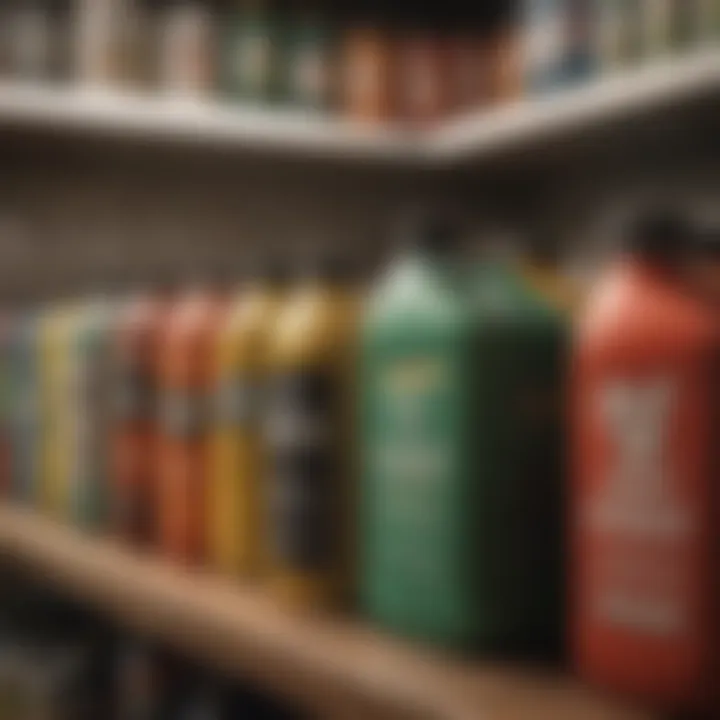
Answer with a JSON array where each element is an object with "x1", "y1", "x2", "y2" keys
[
  {"x1": 393, "y1": 1, "x2": 448, "y2": 124},
  {"x1": 283, "y1": 0, "x2": 334, "y2": 110},
  {"x1": 265, "y1": 253, "x2": 359, "y2": 610},
  {"x1": 207, "y1": 258, "x2": 286, "y2": 576},
  {"x1": 683, "y1": 224, "x2": 720, "y2": 306},
  {"x1": 156, "y1": 267, "x2": 233, "y2": 565},
  {"x1": 340, "y1": 0, "x2": 394, "y2": 123},
  {"x1": 5, "y1": 299, "x2": 43, "y2": 505},
  {"x1": 221, "y1": 0, "x2": 280, "y2": 103},
  {"x1": 519, "y1": 231, "x2": 582, "y2": 312},
  {"x1": 39, "y1": 288, "x2": 81, "y2": 519},
  {"x1": 64, "y1": 275, "x2": 124, "y2": 531},
  {"x1": 111, "y1": 270, "x2": 177, "y2": 546},
  {"x1": 572, "y1": 212, "x2": 719, "y2": 713},
  {"x1": 361, "y1": 219, "x2": 567, "y2": 650}
]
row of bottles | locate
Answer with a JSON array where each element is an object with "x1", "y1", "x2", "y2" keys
[
  {"x1": 1, "y1": 0, "x2": 718, "y2": 123},
  {"x1": 0, "y1": 212, "x2": 717, "y2": 714}
]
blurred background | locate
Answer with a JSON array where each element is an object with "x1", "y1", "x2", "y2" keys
[{"x1": 0, "y1": 1, "x2": 717, "y2": 719}]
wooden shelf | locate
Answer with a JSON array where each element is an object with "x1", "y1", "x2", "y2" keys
[
  {"x1": 0, "y1": 50, "x2": 718, "y2": 168},
  {"x1": 0, "y1": 505, "x2": 654, "y2": 720}
]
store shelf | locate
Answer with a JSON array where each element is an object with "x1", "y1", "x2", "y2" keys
[
  {"x1": 428, "y1": 49, "x2": 720, "y2": 164},
  {"x1": 0, "y1": 82, "x2": 420, "y2": 164},
  {"x1": 0, "y1": 50, "x2": 719, "y2": 168},
  {"x1": 0, "y1": 505, "x2": 653, "y2": 720}
]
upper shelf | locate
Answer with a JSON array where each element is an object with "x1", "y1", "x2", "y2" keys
[{"x1": 0, "y1": 50, "x2": 718, "y2": 168}]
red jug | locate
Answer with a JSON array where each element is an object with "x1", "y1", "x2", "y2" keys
[{"x1": 572, "y1": 212, "x2": 719, "y2": 714}]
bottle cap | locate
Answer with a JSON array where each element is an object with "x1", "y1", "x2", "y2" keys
[
  {"x1": 626, "y1": 209, "x2": 693, "y2": 262},
  {"x1": 395, "y1": 205, "x2": 463, "y2": 257}
]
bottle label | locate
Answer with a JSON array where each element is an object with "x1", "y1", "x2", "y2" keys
[
  {"x1": 113, "y1": 358, "x2": 153, "y2": 422},
  {"x1": 367, "y1": 356, "x2": 462, "y2": 599},
  {"x1": 266, "y1": 371, "x2": 337, "y2": 569},
  {"x1": 159, "y1": 387, "x2": 208, "y2": 438},
  {"x1": 583, "y1": 376, "x2": 693, "y2": 636},
  {"x1": 214, "y1": 376, "x2": 263, "y2": 428}
]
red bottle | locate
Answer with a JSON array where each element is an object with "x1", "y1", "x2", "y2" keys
[
  {"x1": 111, "y1": 273, "x2": 176, "y2": 546},
  {"x1": 156, "y1": 270, "x2": 232, "y2": 565},
  {"x1": 572, "y1": 212, "x2": 719, "y2": 714}
]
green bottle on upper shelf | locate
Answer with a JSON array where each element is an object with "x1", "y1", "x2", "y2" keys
[{"x1": 360, "y1": 217, "x2": 568, "y2": 654}]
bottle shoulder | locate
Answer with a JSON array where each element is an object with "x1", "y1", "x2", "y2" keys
[
  {"x1": 576, "y1": 270, "x2": 716, "y2": 362},
  {"x1": 271, "y1": 289, "x2": 359, "y2": 365}
]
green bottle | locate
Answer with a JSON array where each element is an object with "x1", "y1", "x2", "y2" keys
[
  {"x1": 222, "y1": 0, "x2": 282, "y2": 103},
  {"x1": 361, "y1": 223, "x2": 567, "y2": 653}
]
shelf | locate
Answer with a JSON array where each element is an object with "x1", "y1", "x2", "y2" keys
[
  {"x1": 428, "y1": 49, "x2": 720, "y2": 164},
  {"x1": 1, "y1": 50, "x2": 719, "y2": 168},
  {"x1": 0, "y1": 82, "x2": 421, "y2": 165},
  {"x1": 0, "y1": 505, "x2": 653, "y2": 720}
]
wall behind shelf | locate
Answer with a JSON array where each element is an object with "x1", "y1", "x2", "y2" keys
[{"x1": 0, "y1": 96, "x2": 718, "y2": 300}]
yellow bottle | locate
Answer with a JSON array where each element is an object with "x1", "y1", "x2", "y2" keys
[
  {"x1": 39, "y1": 296, "x2": 78, "y2": 519},
  {"x1": 208, "y1": 262, "x2": 286, "y2": 576},
  {"x1": 265, "y1": 256, "x2": 359, "y2": 611},
  {"x1": 520, "y1": 234, "x2": 582, "y2": 312}
]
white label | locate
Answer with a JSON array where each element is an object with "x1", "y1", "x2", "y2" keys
[{"x1": 585, "y1": 376, "x2": 693, "y2": 637}]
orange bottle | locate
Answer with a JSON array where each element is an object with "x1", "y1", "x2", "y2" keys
[
  {"x1": 111, "y1": 273, "x2": 176, "y2": 546},
  {"x1": 572, "y1": 212, "x2": 719, "y2": 714},
  {"x1": 156, "y1": 269, "x2": 233, "y2": 565}
]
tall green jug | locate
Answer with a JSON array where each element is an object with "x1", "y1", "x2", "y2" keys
[{"x1": 361, "y1": 227, "x2": 567, "y2": 653}]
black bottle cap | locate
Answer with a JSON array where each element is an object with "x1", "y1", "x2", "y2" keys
[
  {"x1": 402, "y1": 213, "x2": 461, "y2": 258},
  {"x1": 302, "y1": 250, "x2": 357, "y2": 283},
  {"x1": 626, "y1": 209, "x2": 693, "y2": 262}
]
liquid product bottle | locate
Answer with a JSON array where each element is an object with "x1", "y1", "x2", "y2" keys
[
  {"x1": 561, "y1": 0, "x2": 598, "y2": 84},
  {"x1": 0, "y1": 304, "x2": 13, "y2": 498},
  {"x1": 340, "y1": 0, "x2": 394, "y2": 123},
  {"x1": 639, "y1": 0, "x2": 673, "y2": 60},
  {"x1": 6, "y1": 303, "x2": 43, "y2": 505},
  {"x1": 159, "y1": 0, "x2": 215, "y2": 97},
  {"x1": 283, "y1": 0, "x2": 334, "y2": 111},
  {"x1": 208, "y1": 260, "x2": 286, "y2": 577},
  {"x1": 393, "y1": 2, "x2": 447, "y2": 125},
  {"x1": 484, "y1": 1, "x2": 523, "y2": 104},
  {"x1": 39, "y1": 291, "x2": 81, "y2": 520},
  {"x1": 519, "y1": 232, "x2": 582, "y2": 312},
  {"x1": 156, "y1": 271, "x2": 232, "y2": 565},
  {"x1": 572, "y1": 213, "x2": 719, "y2": 713},
  {"x1": 521, "y1": 0, "x2": 566, "y2": 93},
  {"x1": 597, "y1": 0, "x2": 644, "y2": 73},
  {"x1": 445, "y1": 4, "x2": 490, "y2": 115},
  {"x1": 64, "y1": 280, "x2": 122, "y2": 531},
  {"x1": 111, "y1": 274, "x2": 176, "y2": 546},
  {"x1": 265, "y1": 254, "x2": 359, "y2": 610},
  {"x1": 362, "y1": 221, "x2": 567, "y2": 650},
  {"x1": 222, "y1": 0, "x2": 280, "y2": 103},
  {"x1": 684, "y1": 225, "x2": 719, "y2": 305}
]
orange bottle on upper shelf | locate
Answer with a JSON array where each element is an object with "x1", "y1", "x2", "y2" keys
[
  {"x1": 572, "y1": 211, "x2": 719, "y2": 716},
  {"x1": 156, "y1": 266, "x2": 235, "y2": 565},
  {"x1": 340, "y1": 0, "x2": 395, "y2": 124}
]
